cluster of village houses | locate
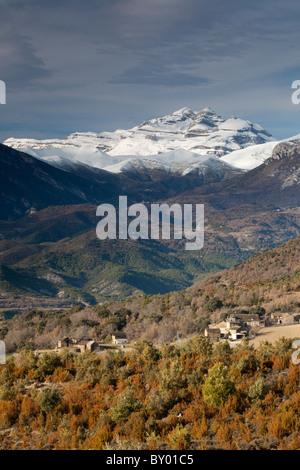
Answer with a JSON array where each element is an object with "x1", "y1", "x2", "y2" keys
[
  {"x1": 54, "y1": 311, "x2": 300, "y2": 353},
  {"x1": 205, "y1": 311, "x2": 300, "y2": 343},
  {"x1": 56, "y1": 332, "x2": 128, "y2": 353}
]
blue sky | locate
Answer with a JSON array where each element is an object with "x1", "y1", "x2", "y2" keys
[{"x1": 0, "y1": 0, "x2": 299, "y2": 141}]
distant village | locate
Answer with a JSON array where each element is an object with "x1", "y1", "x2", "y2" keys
[
  {"x1": 205, "y1": 311, "x2": 300, "y2": 343},
  {"x1": 54, "y1": 332, "x2": 129, "y2": 354},
  {"x1": 31, "y1": 310, "x2": 300, "y2": 356}
]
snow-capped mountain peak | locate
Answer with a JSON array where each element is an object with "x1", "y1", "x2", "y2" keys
[{"x1": 3, "y1": 107, "x2": 276, "y2": 179}]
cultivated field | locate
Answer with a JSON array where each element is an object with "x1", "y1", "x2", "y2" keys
[{"x1": 250, "y1": 324, "x2": 300, "y2": 347}]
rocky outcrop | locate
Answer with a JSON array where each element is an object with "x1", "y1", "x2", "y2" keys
[{"x1": 268, "y1": 140, "x2": 300, "y2": 162}]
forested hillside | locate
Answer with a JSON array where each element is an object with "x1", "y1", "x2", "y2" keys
[{"x1": 1, "y1": 234, "x2": 300, "y2": 351}]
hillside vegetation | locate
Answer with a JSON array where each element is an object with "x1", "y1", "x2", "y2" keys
[
  {"x1": 0, "y1": 337, "x2": 299, "y2": 450},
  {"x1": 1, "y1": 234, "x2": 300, "y2": 351},
  {"x1": 1, "y1": 203, "x2": 300, "y2": 305}
]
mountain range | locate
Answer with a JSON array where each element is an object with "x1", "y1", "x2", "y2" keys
[
  {"x1": 4, "y1": 107, "x2": 276, "y2": 177},
  {"x1": 1, "y1": 108, "x2": 300, "y2": 308}
]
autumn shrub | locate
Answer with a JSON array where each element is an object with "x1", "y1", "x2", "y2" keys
[
  {"x1": 115, "y1": 411, "x2": 146, "y2": 442},
  {"x1": 212, "y1": 341, "x2": 232, "y2": 365},
  {"x1": 181, "y1": 335, "x2": 212, "y2": 358},
  {"x1": 203, "y1": 296, "x2": 223, "y2": 313},
  {"x1": 111, "y1": 388, "x2": 142, "y2": 422},
  {"x1": 39, "y1": 386, "x2": 61, "y2": 414},
  {"x1": 35, "y1": 353, "x2": 61, "y2": 381},
  {"x1": 191, "y1": 416, "x2": 208, "y2": 440},
  {"x1": 14, "y1": 351, "x2": 37, "y2": 372},
  {"x1": 51, "y1": 367, "x2": 72, "y2": 383},
  {"x1": 85, "y1": 424, "x2": 112, "y2": 450},
  {"x1": 74, "y1": 352, "x2": 101, "y2": 384},
  {"x1": 158, "y1": 358, "x2": 186, "y2": 391},
  {"x1": 272, "y1": 355, "x2": 287, "y2": 371},
  {"x1": 247, "y1": 378, "x2": 268, "y2": 402},
  {"x1": 0, "y1": 400, "x2": 19, "y2": 429},
  {"x1": 19, "y1": 396, "x2": 39, "y2": 426},
  {"x1": 216, "y1": 421, "x2": 233, "y2": 449},
  {"x1": 0, "y1": 384, "x2": 13, "y2": 401},
  {"x1": 146, "y1": 389, "x2": 177, "y2": 418},
  {"x1": 167, "y1": 424, "x2": 191, "y2": 450},
  {"x1": 203, "y1": 363, "x2": 235, "y2": 408},
  {"x1": 236, "y1": 354, "x2": 258, "y2": 374},
  {"x1": 146, "y1": 432, "x2": 161, "y2": 450}
]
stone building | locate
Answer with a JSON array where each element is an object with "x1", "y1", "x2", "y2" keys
[
  {"x1": 112, "y1": 333, "x2": 128, "y2": 344},
  {"x1": 204, "y1": 328, "x2": 221, "y2": 343},
  {"x1": 56, "y1": 337, "x2": 97, "y2": 353}
]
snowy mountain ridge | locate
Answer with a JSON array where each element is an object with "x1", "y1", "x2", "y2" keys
[{"x1": 3, "y1": 107, "x2": 294, "y2": 179}]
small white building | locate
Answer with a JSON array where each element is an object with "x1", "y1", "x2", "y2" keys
[
  {"x1": 229, "y1": 327, "x2": 245, "y2": 341},
  {"x1": 112, "y1": 333, "x2": 128, "y2": 344}
]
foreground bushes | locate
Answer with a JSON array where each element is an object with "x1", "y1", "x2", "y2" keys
[{"x1": 0, "y1": 337, "x2": 299, "y2": 450}]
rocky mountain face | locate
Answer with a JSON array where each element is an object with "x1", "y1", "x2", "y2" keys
[
  {"x1": 227, "y1": 139, "x2": 300, "y2": 204},
  {"x1": 175, "y1": 138, "x2": 300, "y2": 208}
]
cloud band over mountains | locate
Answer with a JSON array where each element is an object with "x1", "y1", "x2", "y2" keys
[{"x1": 0, "y1": 0, "x2": 300, "y2": 140}]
